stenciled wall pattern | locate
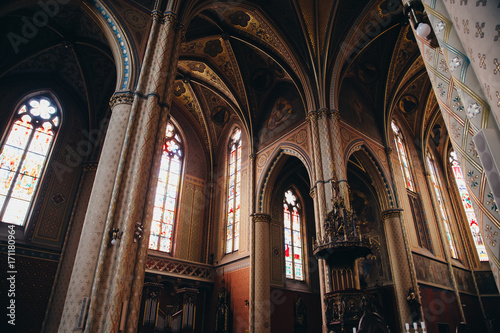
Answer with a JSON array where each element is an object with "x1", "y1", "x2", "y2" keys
[{"x1": 410, "y1": 0, "x2": 500, "y2": 289}]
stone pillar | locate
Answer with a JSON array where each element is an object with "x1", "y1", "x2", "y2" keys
[
  {"x1": 252, "y1": 213, "x2": 271, "y2": 333},
  {"x1": 85, "y1": 11, "x2": 184, "y2": 332},
  {"x1": 248, "y1": 153, "x2": 256, "y2": 333},
  {"x1": 58, "y1": 94, "x2": 133, "y2": 332},
  {"x1": 60, "y1": 7, "x2": 184, "y2": 332},
  {"x1": 403, "y1": 0, "x2": 500, "y2": 290},
  {"x1": 384, "y1": 147, "x2": 422, "y2": 330},
  {"x1": 308, "y1": 110, "x2": 330, "y2": 333},
  {"x1": 380, "y1": 209, "x2": 417, "y2": 330}
]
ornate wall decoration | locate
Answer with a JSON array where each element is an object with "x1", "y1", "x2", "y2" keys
[
  {"x1": 180, "y1": 37, "x2": 247, "y2": 112},
  {"x1": 145, "y1": 255, "x2": 214, "y2": 282}
]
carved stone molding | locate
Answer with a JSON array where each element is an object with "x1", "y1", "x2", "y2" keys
[
  {"x1": 109, "y1": 92, "x2": 134, "y2": 108},
  {"x1": 252, "y1": 213, "x2": 271, "y2": 223},
  {"x1": 380, "y1": 208, "x2": 403, "y2": 221}
]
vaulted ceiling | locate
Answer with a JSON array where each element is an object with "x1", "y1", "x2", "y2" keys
[{"x1": 0, "y1": 0, "x2": 443, "y2": 163}]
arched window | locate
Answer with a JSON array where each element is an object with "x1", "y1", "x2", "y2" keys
[
  {"x1": 449, "y1": 150, "x2": 488, "y2": 261},
  {"x1": 149, "y1": 122, "x2": 183, "y2": 253},
  {"x1": 427, "y1": 154, "x2": 458, "y2": 259},
  {"x1": 391, "y1": 121, "x2": 415, "y2": 191},
  {"x1": 0, "y1": 95, "x2": 60, "y2": 225},
  {"x1": 392, "y1": 120, "x2": 433, "y2": 252},
  {"x1": 226, "y1": 128, "x2": 241, "y2": 254},
  {"x1": 284, "y1": 189, "x2": 304, "y2": 281}
]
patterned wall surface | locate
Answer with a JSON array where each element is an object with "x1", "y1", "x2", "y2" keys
[
  {"x1": 178, "y1": 176, "x2": 206, "y2": 261},
  {"x1": 412, "y1": 0, "x2": 500, "y2": 289},
  {"x1": 441, "y1": 1, "x2": 500, "y2": 125}
]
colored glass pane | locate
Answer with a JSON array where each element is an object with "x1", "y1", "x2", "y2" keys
[
  {"x1": 149, "y1": 122, "x2": 183, "y2": 253},
  {"x1": 226, "y1": 128, "x2": 241, "y2": 254},
  {"x1": 0, "y1": 97, "x2": 59, "y2": 226},
  {"x1": 284, "y1": 189, "x2": 304, "y2": 280},
  {"x1": 427, "y1": 155, "x2": 458, "y2": 259},
  {"x1": 392, "y1": 121, "x2": 415, "y2": 191},
  {"x1": 449, "y1": 151, "x2": 488, "y2": 261}
]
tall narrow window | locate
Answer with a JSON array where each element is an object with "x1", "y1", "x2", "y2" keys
[
  {"x1": 0, "y1": 96, "x2": 60, "y2": 225},
  {"x1": 226, "y1": 128, "x2": 241, "y2": 254},
  {"x1": 392, "y1": 121, "x2": 415, "y2": 191},
  {"x1": 392, "y1": 121, "x2": 433, "y2": 252},
  {"x1": 427, "y1": 154, "x2": 458, "y2": 259},
  {"x1": 149, "y1": 122, "x2": 183, "y2": 253},
  {"x1": 284, "y1": 189, "x2": 304, "y2": 281},
  {"x1": 449, "y1": 150, "x2": 488, "y2": 261}
]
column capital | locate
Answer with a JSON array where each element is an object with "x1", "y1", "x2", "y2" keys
[
  {"x1": 249, "y1": 153, "x2": 257, "y2": 160},
  {"x1": 307, "y1": 110, "x2": 319, "y2": 121},
  {"x1": 380, "y1": 208, "x2": 403, "y2": 221},
  {"x1": 109, "y1": 92, "x2": 134, "y2": 108},
  {"x1": 318, "y1": 108, "x2": 329, "y2": 118},
  {"x1": 83, "y1": 162, "x2": 98, "y2": 172},
  {"x1": 385, "y1": 147, "x2": 393, "y2": 156},
  {"x1": 252, "y1": 213, "x2": 271, "y2": 223},
  {"x1": 309, "y1": 187, "x2": 316, "y2": 199},
  {"x1": 329, "y1": 109, "x2": 340, "y2": 119}
]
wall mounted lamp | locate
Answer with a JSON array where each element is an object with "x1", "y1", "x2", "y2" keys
[
  {"x1": 404, "y1": 0, "x2": 432, "y2": 39},
  {"x1": 110, "y1": 227, "x2": 122, "y2": 245}
]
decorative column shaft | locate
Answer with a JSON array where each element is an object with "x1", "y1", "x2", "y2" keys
[
  {"x1": 384, "y1": 147, "x2": 422, "y2": 330},
  {"x1": 308, "y1": 110, "x2": 331, "y2": 333},
  {"x1": 403, "y1": 0, "x2": 500, "y2": 290},
  {"x1": 380, "y1": 209, "x2": 416, "y2": 329},
  {"x1": 58, "y1": 94, "x2": 134, "y2": 332},
  {"x1": 252, "y1": 213, "x2": 271, "y2": 333},
  {"x1": 86, "y1": 11, "x2": 184, "y2": 332}
]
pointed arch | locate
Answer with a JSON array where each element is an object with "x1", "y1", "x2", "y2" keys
[
  {"x1": 149, "y1": 121, "x2": 184, "y2": 253},
  {"x1": 0, "y1": 92, "x2": 61, "y2": 226},
  {"x1": 257, "y1": 144, "x2": 313, "y2": 213},
  {"x1": 344, "y1": 140, "x2": 395, "y2": 211},
  {"x1": 86, "y1": 0, "x2": 138, "y2": 90}
]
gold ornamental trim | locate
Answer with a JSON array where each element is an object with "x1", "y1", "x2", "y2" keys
[
  {"x1": 252, "y1": 213, "x2": 271, "y2": 223},
  {"x1": 109, "y1": 92, "x2": 134, "y2": 108},
  {"x1": 380, "y1": 208, "x2": 403, "y2": 221}
]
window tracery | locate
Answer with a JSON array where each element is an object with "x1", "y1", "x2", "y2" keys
[
  {"x1": 149, "y1": 122, "x2": 183, "y2": 253},
  {"x1": 226, "y1": 128, "x2": 241, "y2": 254},
  {"x1": 0, "y1": 96, "x2": 60, "y2": 225}
]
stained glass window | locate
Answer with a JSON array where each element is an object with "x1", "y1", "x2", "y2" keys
[
  {"x1": 226, "y1": 128, "x2": 241, "y2": 254},
  {"x1": 427, "y1": 154, "x2": 458, "y2": 259},
  {"x1": 0, "y1": 96, "x2": 60, "y2": 225},
  {"x1": 449, "y1": 150, "x2": 488, "y2": 261},
  {"x1": 149, "y1": 122, "x2": 183, "y2": 253},
  {"x1": 284, "y1": 189, "x2": 304, "y2": 281},
  {"x1": 391, "y1": 121, "x2": 415, "y2": 191}
]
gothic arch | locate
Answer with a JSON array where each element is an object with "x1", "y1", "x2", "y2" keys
[
  {"x1": 344, "y1": 140, "x2": 395, "y2": 212},
  {"x1": 257, "y1": 144, "x2": 313, "y2": 213},
  {"x1": 86, "y1": 0, "x2": 138, "y2": 91}
]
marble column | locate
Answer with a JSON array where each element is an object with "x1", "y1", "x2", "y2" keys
[
  {"x1": 384, "y1": 147, "x2": 422, "y2": 330},
  {"x1": 380, "y1": 209, "x2": 416, "y2": 330},
  {"x1": 252, "y1": 213, "x2": 271, "y2": 333},
  {"x1": 308, "y1": 110, "x2": 329, "y2": 333},
  {"x1": 58, "y1": 93, "x2": 134, "y2": 332},
  {"x1": 403, "y1": 0, "x2": 500, "y2": 290},
  {"x1": 84, "y1": 11, "x2": 184, "y2": 332}
]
